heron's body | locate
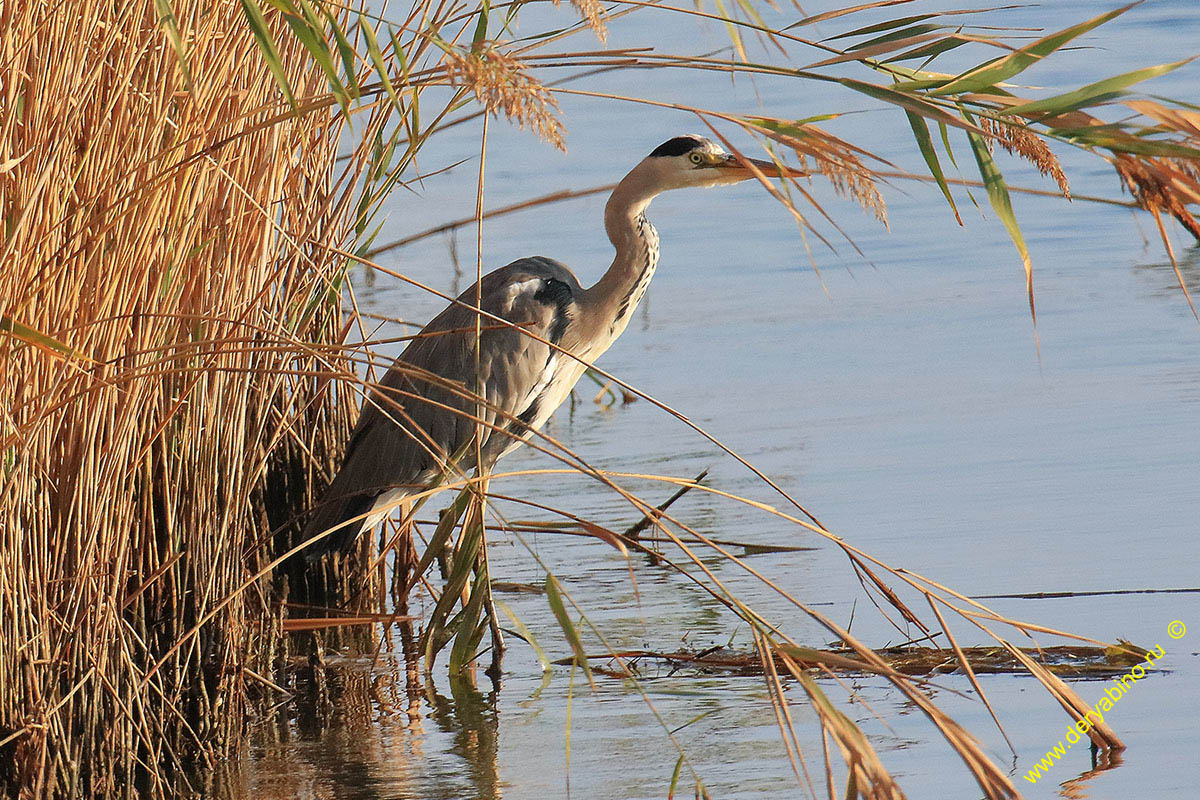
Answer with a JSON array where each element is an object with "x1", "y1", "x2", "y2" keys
[{"x1": 303, "y1": 135, "x2": 796, "y2": 556}]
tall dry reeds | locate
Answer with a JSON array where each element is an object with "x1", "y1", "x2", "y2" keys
[{"x1": 0, "y1": 2, "x2": 362, "y2": 795}]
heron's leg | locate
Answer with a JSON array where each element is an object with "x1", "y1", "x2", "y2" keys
[
  {"x1": 436, "y1": 503, "x2": 455, "y2": 581},
  {"x1": 389, "y1": 498, "x2": 414, "y2": 611}
]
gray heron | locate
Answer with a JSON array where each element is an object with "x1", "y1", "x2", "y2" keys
[{"x1": 303, "y1": 135, "x2": 800, "y2": 557}]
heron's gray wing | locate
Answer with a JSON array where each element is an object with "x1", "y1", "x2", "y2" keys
[{"x1": 302, "y1": 258, "x2": 579, "y2": 553}]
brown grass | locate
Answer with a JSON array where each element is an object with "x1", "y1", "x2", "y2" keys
[{"x1": 0, "y1": 1, "x2": 365, "y2": 795}]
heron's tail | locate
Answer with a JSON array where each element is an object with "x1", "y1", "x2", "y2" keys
[{"x1": 300, "y1": 490, "x2": 377, "y2": 561}]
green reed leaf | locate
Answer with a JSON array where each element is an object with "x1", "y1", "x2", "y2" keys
[
  {"x1": 284, "y1": 3, "x2": 350, "y2": 117},
  {"x1": 849, "y1": 22, "x2": 943, "y2": 50},
  {"x1": 906, "y1": 111, "x2": 962, "y2": 225},
  {"x1": 240, "y1": 0, "x2": 297, "y2": 110},
  {"x1": 359, "y1": 13, "x2": 402, "y2": 113},
  {"x1": 968, "y1": 130, "x2": 1035, "y2": 322},
  {"x1": 448, "y1": 522, "x2": 489, "y2": 674},
  {"x1": 546, "y1": 575, "x2": 593, "y2": 689},
  {"x1": 1001, "y1": 58, "x2": 1195, "y2": 118},
  {"x1": 155, "y1": 0, "x2": 192, "y2": 91},
  {"x1": 425, "y1": 510, "x2": 485, "y2": 664},
  {"x1": 494, "y1": 598, "x2": 552, "y2": 672},
  {"x1": 837, "y1": 77, "x2": 985, "y2": 134},
  {"x1": 322, "y1": 5, "x2": 359, "y2": 97},
  {"x1": 667, "y1": 754, "x2": 685, "y2": 799},
  {"x1": 931, "y1": 2, "x2": 1139, "y2": 96},
  {"x1": 472, "y1": 0, "x2": 490, "y2": 50},
  {"x1": 886, "y1": 33, "x2": 972, "y2": 64},
  {"x1": 0, "y1": 317, "x2": 88, "y2": 361},
  {"x1": 827, "y1": 12, "x2": 938, "y2": 40},
  {"x1": 414, "y1": 485, "x2": 472, "y2": 581}
]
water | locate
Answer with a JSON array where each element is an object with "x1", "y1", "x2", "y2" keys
[{"x1": 234, "y1": 2, "x2": 1200, "y2": 797}]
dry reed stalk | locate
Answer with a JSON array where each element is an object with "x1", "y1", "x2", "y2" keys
[{"x1": 0, "y1": 2, "x2": 367, "y2": 795}]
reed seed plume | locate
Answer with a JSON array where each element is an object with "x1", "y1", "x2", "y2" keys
[
  {"x1": 752, "y1": 118, "x2": 888, "y2": 224},
  {"x1": 980, "y1": 116, "x2": 1071, "y2": 199},
  {"x1": 445, "y1": 49, "x2": 567, "y2": 150},
  {"x1": 562, "y1": 0, "x2": 609, "y2": 42},
  {"x1": 1111, "y1": 153, "x2": 1200, "y2": 242}
]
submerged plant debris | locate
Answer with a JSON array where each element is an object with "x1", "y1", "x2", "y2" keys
[{"x1": 554, "y1": 641, "x2": 1158, "y2": 681}]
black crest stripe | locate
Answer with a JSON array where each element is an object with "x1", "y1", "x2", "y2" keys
[{"x1": 648, "y1": 136, "x2": 701, "y2": 158}]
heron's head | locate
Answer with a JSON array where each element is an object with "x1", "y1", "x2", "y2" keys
[{"x1": 637, "y1": 134, "x2": 800, "y2": 191}]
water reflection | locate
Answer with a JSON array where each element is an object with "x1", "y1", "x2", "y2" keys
[
  {"x1": 426, "y1": 677, "x2": 502, "y2": 800},
  {"x1": 1132, "y1": 242, "x2": 1200, "y2": 299},
  {"x1": 211, "y1": 621, "x2": 508, "y2": 800},
  {"x1": 1056, "y1": 750, "x2": 1125, "y2": 800}
]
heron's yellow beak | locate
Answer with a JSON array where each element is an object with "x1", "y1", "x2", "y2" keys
[{"x1": 713, "y1": 153, "x2": 806, "y2": 180}]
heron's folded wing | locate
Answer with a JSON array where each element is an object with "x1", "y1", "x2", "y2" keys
[{"x1": 323, "y1": 265, "x2": 573, "y2": 501}]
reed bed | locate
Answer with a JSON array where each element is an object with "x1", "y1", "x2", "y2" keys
[
  {"x1": 0, "y1": 2, "x2": 366, "y2": 795},
  {"x1": 3, "y1": 0, "x2": 1199, "y2": 799}
]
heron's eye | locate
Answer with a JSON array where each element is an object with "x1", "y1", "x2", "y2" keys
[{"x1": 688, "y1": 152, "x2": 704, "y2": 165}]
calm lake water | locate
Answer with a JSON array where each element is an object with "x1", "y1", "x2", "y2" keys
[{"x1": 233, "y1": 2, "x2": 1199, "y2": 797}]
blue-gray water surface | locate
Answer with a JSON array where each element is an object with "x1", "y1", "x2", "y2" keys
[{"x1": 235, "y1": 2, "x2": 1200, "y2": 797}]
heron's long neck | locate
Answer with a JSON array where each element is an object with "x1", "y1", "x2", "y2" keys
[{"x1": 586, "y1": 175, "x2": 660, "y2": 338}]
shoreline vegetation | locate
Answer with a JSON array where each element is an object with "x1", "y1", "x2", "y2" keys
[
  {"x1": 1, "y1": 2, "x2": 361, "y2": 796},
  {"x1": 3, "y1": 0, "x2": 1198, "y2": 798}
]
